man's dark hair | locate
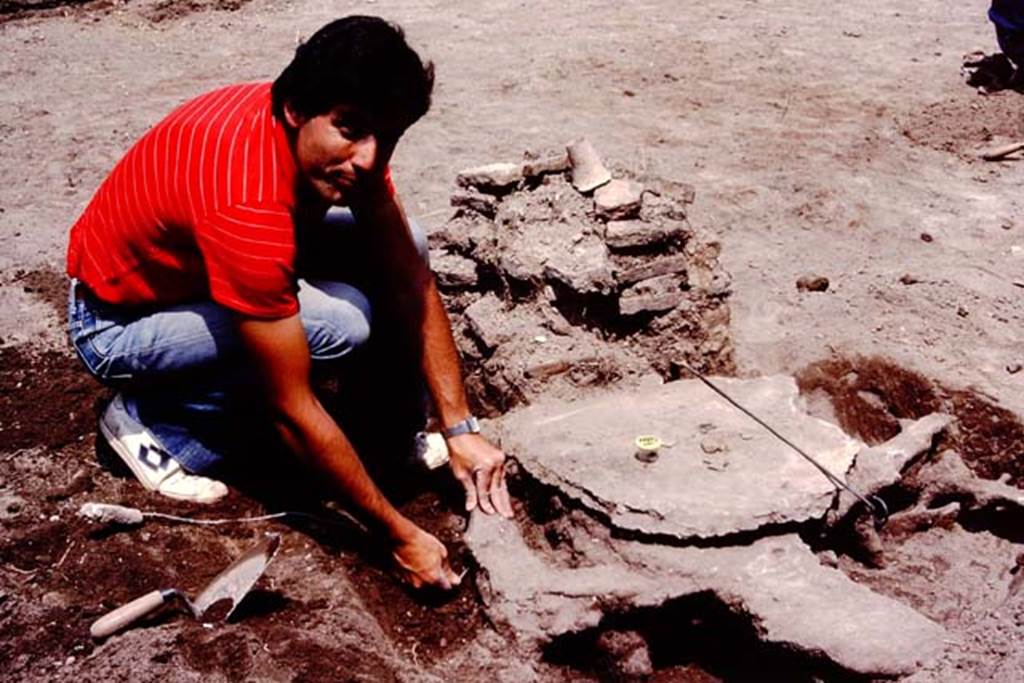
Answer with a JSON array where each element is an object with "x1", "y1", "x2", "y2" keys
[{"x1": 271, "y1": 15, "x2": 434, "y2": 130}]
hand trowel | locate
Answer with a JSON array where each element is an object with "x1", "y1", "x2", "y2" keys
[{"x1": 90, "y1": 533, "x2": 280, "y2": 639}]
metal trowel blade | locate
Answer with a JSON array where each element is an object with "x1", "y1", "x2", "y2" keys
[{"x1": 192, "y1": 533, "x2": 280, "y2": 620}]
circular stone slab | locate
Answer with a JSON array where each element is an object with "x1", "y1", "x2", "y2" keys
[{"x1": 497, "y1": 375, "x2": 862, "y2": 539}]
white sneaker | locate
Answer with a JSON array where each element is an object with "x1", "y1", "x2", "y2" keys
[
  {"x1": 99, "y1": 394, "x2": 228, "y2": 504},
  {"x1": 415, "y1": 431, "x2": 450, "y2": 470}
]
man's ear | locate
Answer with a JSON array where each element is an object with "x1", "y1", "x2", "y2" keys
[{"x1": 282, "y1": 101, "x2": 305, "y2": 129}]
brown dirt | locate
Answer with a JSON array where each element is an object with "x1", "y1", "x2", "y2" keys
[
  {"x1": 797, "y1": 354, "x2": 1024, "y2": 484},
  {"x1": 2, "y1": 0, "x2": 1024, "y2": 680}
]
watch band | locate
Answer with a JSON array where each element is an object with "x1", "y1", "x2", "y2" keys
[{"x1": 443, "y1": 415, "x2": 481, "y2": 439}]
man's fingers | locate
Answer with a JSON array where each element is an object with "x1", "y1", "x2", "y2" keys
[
  {"x1": 492, "y1": 468, "x2": 514, "y2": 518},
  {"x1": 458, "y1": 471, "x2": 478, "y2": 512},
  {"x1": 474, "y1": 468, "x2": 497, "y2": 514}
]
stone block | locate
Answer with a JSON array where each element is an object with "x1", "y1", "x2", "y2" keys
[
  {"x1": 615, "y1": 254, "x2": 688, "y2": 286},
  {"x1": 522, "y1": 151, "x2": 570, "y2": 178},
  {"x1": 463, "y1": 294, "x2": 511, "y2": 351},
  {"x1": 796, "y1": 275, "x2": 830, "y2": 292},
  {"x1": 604, "y1": 219, "x2": 688, "y2": 251},
  {"x1": 543, "y1": 234, "x2": 615, "y2": 294},
  {"x1": 456, "y1": 162, "x2": 524, "y2": 193},
  {"x1": 619, "y1": 274, "x2": 685, "y2": 315},
  {"x1": 594, "y1": 179, "x2": 644, "y2": 221},
  {"x1": 497, "y1": 375, "x2": 863, "y2": 539},
  {"x1": 431, "y1": 251, "x2": 478, "y2": 289}
]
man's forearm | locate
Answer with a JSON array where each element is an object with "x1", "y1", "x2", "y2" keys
[
  {"x1": 273, "y1": 394, "x2": 418, "y2": 542},
  {"x1": 418, "y1": 278, "x2": 472, "y2": 427}
]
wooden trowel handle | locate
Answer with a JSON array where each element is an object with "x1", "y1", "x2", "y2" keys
[
  {"x1": 981, "y1": 141, "x2": 1024, "y2": 161},
  {"x1": 90, "y1": 589, "x2": 169, "y2": 639}
]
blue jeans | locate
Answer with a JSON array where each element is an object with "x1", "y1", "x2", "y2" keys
[{"x1": 68, "y1": 208, "x2": 429, "y2": 474}]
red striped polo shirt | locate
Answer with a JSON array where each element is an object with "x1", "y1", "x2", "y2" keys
[{"x1": 67, "y1": 82, "x2": 302, "y2": 318}]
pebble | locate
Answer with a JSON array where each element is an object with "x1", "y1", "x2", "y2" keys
[
  {"x1": 1007, "y1": 363, "x2": 1022, "y2": 375},
  {"x1": 957, "y1": 306, "x2": 969, "y2": 317},
  {"x1": 920, "y1": 232, "x2": 934, "y2": 243},
  {"x1": 796, "y1": 275, "x2": 830, "y2": 292},
  {"x1": 898, "y1": 273, "x2": 920, "y2": 285}
]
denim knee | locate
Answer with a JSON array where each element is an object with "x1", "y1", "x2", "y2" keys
[{"x1": 298, "y1": 279, "x2": 372, "y2": 360}]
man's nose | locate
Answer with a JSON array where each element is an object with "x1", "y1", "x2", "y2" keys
[{"x1": 351, "y1": 136, "x2": 378, "y2": 173}]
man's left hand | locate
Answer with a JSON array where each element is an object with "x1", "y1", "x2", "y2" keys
[{"x1": 447, "y1": 434, "x2": 514, "y2": 518}]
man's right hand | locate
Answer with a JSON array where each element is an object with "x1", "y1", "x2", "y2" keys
[{"x1": 391, "y1": 526, "x2": 461, "y2": 590}]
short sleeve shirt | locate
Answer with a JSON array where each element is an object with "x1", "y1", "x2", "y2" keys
[{"x1": 67, "y1": 83, "x2": 302, "y2": 318}]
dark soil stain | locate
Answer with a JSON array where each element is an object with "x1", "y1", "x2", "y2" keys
[
  {"x1": 0, "y1": 345, "x2": 103, "y2": 452},
  {"x1": 797, "y1": 354, "x2": 1024, "y2": 484}
]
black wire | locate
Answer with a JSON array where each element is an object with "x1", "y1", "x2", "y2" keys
[{"x1": 677, "y1": 363, "x2": 887, "y2": 524}]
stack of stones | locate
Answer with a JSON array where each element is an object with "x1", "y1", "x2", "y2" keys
[{"x1": 429, "y1": 139, "x2": 734, "y2": 414}]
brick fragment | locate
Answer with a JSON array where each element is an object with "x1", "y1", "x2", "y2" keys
[
  {"x1": 619, "y1": 274, "x2": 685, "y2": 315},
  {"x1": 522, "y1": 151, "x2": 570, "y2": 178},
  {"x1": 431, "y1": 251, "x2": 479, "y2": 289},
  {"x1": 456, "y1": 162, "x2": 524, "y2": 193},
  {"x1": 450, "y1": 189, "x2": 498, "y2": 218},
  {"x1": 464, "y1": 294, "x2": 511, "y2": 350},
  {"x1": 604, "y1": 219, "x2": 688, "y2": 251},
  {"x1": 594, "y1": 179, "x2": 644, "y2": 221},
  {"x1": 615, "y1": 254, "x2": 689, "y2": 286}
]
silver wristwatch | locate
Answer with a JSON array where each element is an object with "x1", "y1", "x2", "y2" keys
[{"x1": 443, "y1": 415, "x2": 481, "y2": 439}]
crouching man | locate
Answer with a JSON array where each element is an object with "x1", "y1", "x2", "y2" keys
[{"x1": 66, "y1": 15, "x2": 512, "y2": 590}]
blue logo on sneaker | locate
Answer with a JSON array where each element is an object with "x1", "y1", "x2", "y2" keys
[{"x1": 138, "y1": 443, "x2": 173, "y2": 471}]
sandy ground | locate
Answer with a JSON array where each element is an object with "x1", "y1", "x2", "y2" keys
[{"x1": 1, "y1": 0, "x2": 1023, "y2": 680}]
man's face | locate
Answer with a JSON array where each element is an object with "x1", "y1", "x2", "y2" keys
[{"x1": 285, "y1": 102, "x2": 404, "y2": 206}]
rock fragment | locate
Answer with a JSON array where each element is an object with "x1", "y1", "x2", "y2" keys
[
  {"x1": 450, "y1": 189, "x2": 499, "y2": 218},
  {"x1": 604, "y1": 219, "x2": 688, "y2": 251},
  {"x1": 593, "y1": 179, "x2": 644, "y2": 221},
  {"x1": 615, "y1": 254, "x2": 689, "y2": 286},
  {"x1": 796, "y1": 275, "x2": 830, "y2": 292},
  {"x1": 522, "y1": 151, "x2": 570, "y2": 178},
  {"x1": 567, "y1": 138, "x2": 612, "y2": 193},
  {"x1": 431, "y1": 251, "x2": 479, "y2": 289},
  {"x1": 463, "y1": 294, "x2": 511, "y2": 351},
  {"x1": 832, "y1": 413, "x2": 953, "y2": 519},
  {"x1": 543, "y1": 234, "x2": 615, "y2": 294},
  {"x1": 456, "y1": 162, "x2": 524, "y2": 193},
  {"x1": 619, "y1": 274, "x2": 685, "y2": 315},
  {"x1": 596, "y1": 630, "x2": 653, "y2": 678}
]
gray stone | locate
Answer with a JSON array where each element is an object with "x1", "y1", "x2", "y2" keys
[
  {"x1": 497, "y1": 375, "x2": 862, "y2": 539},
  {"x1": 834, "y1": 413, "x2": 953, "y2": 518},
  {"x1": 456, "y1": 162, "x2": 524, "y2": 193},
  {"x1": 463, "y1": 294, "x2": 511, "y2": 351},
  {"x1": 567, "y1": 138, "x2": 612, "y2": 193},
  {"x1": 615, "y1": 254, "x2": 688, "y2": 286},
  {"x1": 604, "y1": 219, "x2": 688, "y2": 251},
  {"x1": 450, "y1": 189, "x2": 499, "y2": 218},
  {"x1": 431, "y1": 251, "x2": 479, "y2": 289},
  {"x1": 542, "y1": 234, "x2": 615, "y2": 294},
  {"x1": 796, "y1": 275, "x2": 830, "y2": 292},
  {"x1": 594, "y1": 179, "x2": 644, "y2": 221},
  {"x1": 466, "y1": 515, "x2": 945, "y2": 678},
  {"x1": 618, "y1": 274, "x2": 685, "y2": 315},
  {"x1": 522, "y1": 152, "x2": 570, "y2": 178},
  {"x1": 596, "y1": 630, "x2": 653, "y2": 678}
]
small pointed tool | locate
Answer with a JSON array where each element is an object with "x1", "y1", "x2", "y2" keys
[{"x1": 90, "y1": 534, "x2": 280, "y2": 640}]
